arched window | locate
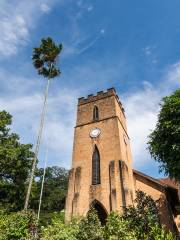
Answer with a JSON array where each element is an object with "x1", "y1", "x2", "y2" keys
[
  {"x1": 92, "y1": 146, "x2": 100, "y2": 185},
  {"x1": 93, "y1": 106, "x2": 99, "y2": 121}
]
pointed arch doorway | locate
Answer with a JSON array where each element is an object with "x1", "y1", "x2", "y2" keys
[{"x1": 90, "y1": 200, "x2": 108, "y2": 225}]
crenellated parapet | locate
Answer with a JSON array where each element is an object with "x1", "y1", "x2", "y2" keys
[{"x1": 78, "y1": 87, "x2": 125, "y2": 114}]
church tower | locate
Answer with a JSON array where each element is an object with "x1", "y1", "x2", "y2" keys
[{"x1": 65, "y1": 88, "x2": 135, "y2": 222}]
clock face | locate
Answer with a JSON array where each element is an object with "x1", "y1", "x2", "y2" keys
[{"x1": 90, "y1": 128, "x2": 101, "y2": 138}]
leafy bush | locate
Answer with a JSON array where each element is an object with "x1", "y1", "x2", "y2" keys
[
  {"x1": 41, "y1": 211, "x2": 79, "y2": 240},
  {"x1": 0, "y1": 193, "x2": 175, "y2": 240},
  {"x1": 149, "y1": 225, "x2": 174, "y2": 240},
  {"x1": 123, "y1": 190, "x2": 160, "y2": 239},
  {"x1": 123, "y1": 191, "x2": 174, "y2": 240},
  {"x1": 0, "y1": 210, "x2": 37, "y2": 240},
  {"x1": 104, "y1": 212, "x2": 137, "y2": 240},
  {"x1": 41, "y1": 208, "x2": 104, "y2": 240},
  {"x1": 104, "y1": 211, "x2": 174, "y2": 240},
  {"x1": 78, "y1": 208, "x2": 104, "y2": 240}
]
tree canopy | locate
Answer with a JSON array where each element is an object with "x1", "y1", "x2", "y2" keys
[
  {"x1": 148, "y1": 89, "x2": 180, "y2": 180},
  {"x1": 0, "y1": 110, "x2": 69, "y2": 213},
  {"x1": 32, "y1": 37, "x2": 63, "y2": 79},
  {"x1": 30, "y1": 166, "x2": 69, "y2": 213},
  {"x1": 0, "y1": 111, "x2": 34, "y2": 211}
]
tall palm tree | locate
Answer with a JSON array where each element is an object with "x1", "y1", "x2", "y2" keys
[{"x1": 24, "y1": 37, "x2": 63, "y2": 210}]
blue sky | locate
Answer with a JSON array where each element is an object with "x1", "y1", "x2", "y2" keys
[{"x1": 0, "y1": 0, "x2": 180, "y2": 178}]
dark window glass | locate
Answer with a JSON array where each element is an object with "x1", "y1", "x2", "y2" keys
[
  {"x1": 93, "y1": 106, "x2": 99, "y2": 121},
  {"x1": 92, "y1": 146, "x2": 100, "y2": 185}
]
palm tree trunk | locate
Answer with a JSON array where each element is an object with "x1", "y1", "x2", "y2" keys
[
  {"x1": 24, "y1": 77, "x2": 50, "y2": 210},
  {"x1": 37, "y1": 146, "x2": 48, "y2": 221}
]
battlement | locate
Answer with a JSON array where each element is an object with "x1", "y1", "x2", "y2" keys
[{"x1": 78, "y1": 87, "x2": 125, "y2": 113}]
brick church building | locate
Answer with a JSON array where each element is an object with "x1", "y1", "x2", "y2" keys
[{"x1": 65, "y1": 87, "x2": 180, "y2": 234}]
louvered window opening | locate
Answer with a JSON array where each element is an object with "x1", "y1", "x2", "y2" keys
[
  {"x1": 93, "y1": 106, "x2": 99, "y2": 121},
  {"x1": 92, "y1": 146, "x2": 100, "y2": 185}
]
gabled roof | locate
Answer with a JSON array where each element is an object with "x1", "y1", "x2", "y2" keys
[
  {"x1": 133, "y1": 169, "x2": 167, "y2": 189},
  {"x1": 133, "y1": 169, "x2": 180, "y2": 204},
  {"x1": 159, "y1": 178, "x2": 180, "y2": 199}
]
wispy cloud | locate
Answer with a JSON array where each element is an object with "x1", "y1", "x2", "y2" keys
[
  {"x1": 77, "y1": 29, "x2": 105, "y2": 55},
  {"x1": 0, "y1": 0, "x2": 62, "y2": 57},
  {"x1": 40, "y1": 3, "x2": 51, "y2": 13},
  {"x1": 0, "y1": 86, "x2": 78, "y2": 168},
  {"x1": 142, "y1": 45, "x2": 158, "y2": 64},
  {"x1": 0, "y1": 7, "x2": 29, "y2": 56},
  {"x1": 63, "y1": 29, "x2": 105, "y2": 57},
  {"x1": 122, "y1": 63, "x2": 180, "y2": 175},
  {"x1": 122, "y1": 83, "x2": 161, "y2": 168},
  {"x1": 143, "y1": 46, "x2": 152, "y2": 56},
  {"x1": 59, "y1": 1, "x2": 104, "y2": 57},
  {"x1": 0, "y1": 0, "x2": 179, "y2": 175},
  {"x1": 166, "y1": 62, "x2": 180, "y2": 85},
  {"x1": 76, "y1": 1, "x2": 94, "y2": 14},
  {"x1": 0, "y1": 59, "x2": 119, "y2": 167},
  {"x1": 0, "y1": 55, "x2": 179, "y2": 173},
  {"x1": 87, "y1": 5, "x2": 93, "y2": 12}
]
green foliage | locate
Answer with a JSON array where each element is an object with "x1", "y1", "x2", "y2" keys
[
  {"x1": 0, "y1": 111, "x2": 68, "y2": 213},
  {"x1": 148, "y1": 89, "x2": 180, "y2": 180},
  {"x1": 78, "y1": 208, "x2": 104, "y2": 240},
  {"x1": 32, "y1": 37, "x2": 63, "y2": 78},
  {"x1": 148, "y1": 225, "x2": 174, "y2": 240},
  {"x1": 0, "y1": 111, "x2": 34, "y2": 211},
  {"x1": 40, "y1": 204, "x2": 174, "y2": 240},
  {"x1": 41, "y1": 211, "x2": 79, "y2": 240},
  {"x1": 0, "y1": 202, "x2": 174, "y2": 240},
  {"x1": 104, "y1": 191, "x2": 174, "y2": 240},
  {"x1": 124, "y1": 190, "x2": 160, "y2": 238},
  {"x1": 30, "y1": 166, "x2": 68, "y2": 217},
  {"x1": 123, "y1": 191, "x2": 174, "y2": 240},
  {"x1": 41, "y1": 208, "x2": 104, "y2": 240},
  {"x1": 0, "y1": 210, "x2": 38, "y2": 240},
  {"x1": 104, "y1": 212, "x2": 137, "y2": 240}
]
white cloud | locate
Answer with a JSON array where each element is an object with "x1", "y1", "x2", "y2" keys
[
  {"x1": 0, "y1": 41, "x2": 179, "y2": 172},
  {"x1": 0, "y1": 0, "x2": 61, "y2": 57},
  {"x1": 0, "y1": 87, "x2": 78, "y2": 168},
  {"x1": 142, "y1": 45, "x2": 159, "y2": 64},
  {"x1": 0, "y1": 60, "x2": 119, "y2": 168},
  {"x1": 143, "y1": 46, "x2": 152, "y2": 56},
  {"x1": 87, "y1": 5, "x2": 93, "y2": 12},
  {"x1": 166, "y1": 62, "x2": 180, "y2": 85},
  {"x1": 122, "y1": 65, "x2": 180, "y2": 171},
  {"x1": 0, "y1": 13, "x2": 29, "y2": 56},
  {"x1": 64, "y1": 29, "x2": 106, "y2": 56},
  {"x1": 40, "y1": 3, "x2": 51, "y2": 13},
  {"x1": 122, "y1": 83, "x2": 161, "y2": 169}
]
